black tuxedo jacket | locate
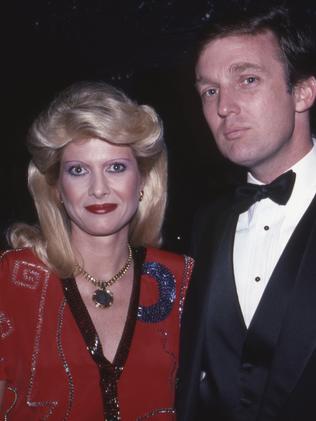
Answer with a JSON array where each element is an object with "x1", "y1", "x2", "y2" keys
[{"x1": 176, "y1": 192, "x2": 316, "y2": 421}]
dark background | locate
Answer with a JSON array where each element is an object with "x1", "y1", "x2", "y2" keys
[{"x1": 3, "y1": 0, "x2": 316, "y2": 252}]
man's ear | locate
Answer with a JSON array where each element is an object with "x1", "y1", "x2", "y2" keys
[{"x1": 294, "y1": 76, "x2": 316, "y2": 112}]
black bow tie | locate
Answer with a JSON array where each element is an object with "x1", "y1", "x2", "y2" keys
[{"x1": 234, "y1": 170, "x2": 296, "y2": 213}]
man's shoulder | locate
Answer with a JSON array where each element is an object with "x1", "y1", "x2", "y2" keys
[
  {"x1": 190, "y1": 190, "x2": 235, "y2": 257},
  {"x1": 194, "y1": 190, "x2": 235, "y2": 226}
]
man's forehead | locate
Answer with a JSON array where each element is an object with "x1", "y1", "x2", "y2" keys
[
  {"x1": 196, "y1": 31, "x2": 282, "y2": 78},
  {"x1": 195, "y1": 61, "x2": 265, "y2": 85},
  {"x1": 230, "y1": 62, "x2": 265, "y2": 73},
  {"x1": 209, "y1": 30, "x2": 277, "y2": 55}
]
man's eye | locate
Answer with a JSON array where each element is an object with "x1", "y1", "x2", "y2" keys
[
  {"x1": 243, "y1": 76, "x2": 258, "y2": 85},
  {"x1": 203, "y1": 88, "x2": 218, "y2": 97},
  {"x1": 108, "y1": 162, "x2": 126, "y2": 173},
  {"x1": 68, "y1": 165, "x2": 88, "y2": 176}
]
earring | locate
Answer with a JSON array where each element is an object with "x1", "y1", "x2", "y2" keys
[{"x1": 139, "y1": 190, "x2": 144, "y2": 202}]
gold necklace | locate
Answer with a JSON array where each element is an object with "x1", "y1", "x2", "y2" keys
[{"x1": 75, "y1": 244, "x2": 133, "y2": 309}]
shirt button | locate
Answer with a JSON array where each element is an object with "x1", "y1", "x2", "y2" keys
[
  {"x1": 264, "y1": 225, "x2": 269, "y2": 230},
  {"x1": 242, "y1": 362, "x2": 254, "y2": 371},
  {"x1": 240, "y1": 397, "x2": 252, "y2": 407},
  {"x1": 255, "y1": 276, "x2": 261, "y2": 282}
]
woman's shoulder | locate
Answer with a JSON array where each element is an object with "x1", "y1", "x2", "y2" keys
[
  {"x1": 0, "y1": 247, "x2": 47, "y2": 272},
  {"x1": 145, "y1": 246, "x2": 192, "y2": 264},
  {"x1": 1, "y1": 247, "x2": 37, "y2": 261},
  {"x1": 144, "y1": 247, "x2": 194, "y2": 280},
  {"x1": 142, "y1": 247, "x2": 193, "y2": 316},
  {"x1": 0, "y1": 248, "x2": 52, "y2": 301}
]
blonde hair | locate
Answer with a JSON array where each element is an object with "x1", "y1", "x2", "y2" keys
[{"x1": 9, "y1": 81, "x2": 167, "y2": 277}]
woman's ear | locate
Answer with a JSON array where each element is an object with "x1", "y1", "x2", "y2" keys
[
  {"x1": 54, "y1": 185, "x2": 63, "y2": 204},
  {"x1": 294, "y1": 76, "x2": 316, "y2": 113}
]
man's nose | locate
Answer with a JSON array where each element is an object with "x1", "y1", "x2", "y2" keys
[{"x1": 217, "y1": 87, "x2": 240, "y2": 117}]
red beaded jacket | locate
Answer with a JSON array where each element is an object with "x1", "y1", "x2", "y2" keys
[{"x1": 0, "y1": 247, "x2": 193, "y2": 420}]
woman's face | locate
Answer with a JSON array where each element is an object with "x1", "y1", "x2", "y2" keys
[{"x1": 58, "y1": 138, "x2": 143, "y2": 240}]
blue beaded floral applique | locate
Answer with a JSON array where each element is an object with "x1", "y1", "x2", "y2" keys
[{"x1": 137, "y1": 262, "x2": 176, "y2": 323}]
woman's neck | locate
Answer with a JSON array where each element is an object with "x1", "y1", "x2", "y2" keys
[{"x1": 71, "y1": 228, "x2": 130, "y2": 280}]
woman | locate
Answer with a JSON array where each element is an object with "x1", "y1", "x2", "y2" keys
[{"x1": 0, "y1": 81, "x2": 193, "y2": 420}]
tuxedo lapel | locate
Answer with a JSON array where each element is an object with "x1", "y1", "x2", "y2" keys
[
  {"x1": 242, "y1": 195, "x2": 313, "y2": 367},
  {"x1": 177, "y1": 198, "x2": 245, "y2": 420},
  {"x1": 177, "y1": 201, "x2": 230, "y2": 418},
  {"x1": 179, "y1": 190, "x2": 316, "y2": 420},
  {"x1": 199, "y1": 205, "x2": 249, "y2": 411},
  {"x1": 186, "y1": 197, "x2": 241, "y2": 325},
  {"x1": 204, "y1": 207, "x2": 246, "y2": 346},
  {"x1": 182, "y1": 202, "x2": 241, "y2": 367},
  {"x1": 253, "y1": 194, "x2": 316, "y2": 418}
]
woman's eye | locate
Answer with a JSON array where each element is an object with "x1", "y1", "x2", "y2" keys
[
  {"x1": 108, "y1": 162, "x2": 126, "y2": 173},
  {"x1": 68, "y1": 165, "x2": 88, "y2": 176}
]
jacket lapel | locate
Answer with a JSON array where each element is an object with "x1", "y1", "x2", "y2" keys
[
  {"x1": 252, "y1": 194, "x2": 316, "y2": 418},
  {"x1": 204, "y1": 207, "x2": 246, "y2": 347},
  {"x1": 178, "y1": 198, "x2": 243, "y2": 420}
]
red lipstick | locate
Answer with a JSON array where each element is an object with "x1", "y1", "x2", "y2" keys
[{"x1": 85, "y1": 204, "x2": 117, "y2": 214}]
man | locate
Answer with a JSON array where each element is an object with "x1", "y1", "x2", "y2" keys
[{"x1": 177, "y1": 3, "x2": 316, "y2": 421}]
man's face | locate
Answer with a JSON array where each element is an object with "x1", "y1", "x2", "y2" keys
[{"x1": 195, "y1": 31, "x2": 307, "y2": 180}]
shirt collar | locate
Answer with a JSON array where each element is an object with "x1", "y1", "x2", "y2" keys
[
  {"x1": 247, "y1": 139, "x2": 316, "y2": 192},
  {"x1": 242, "y1": 139, "x2": 316, "y2": 222}
]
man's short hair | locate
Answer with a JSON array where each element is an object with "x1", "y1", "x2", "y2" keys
[{"x1": 196, "y1": 2, "x2": 316, "y2": 89}]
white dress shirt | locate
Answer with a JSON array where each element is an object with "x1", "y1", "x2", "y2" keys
[{"x1": 233, "y1": 142, "x2": 316, "y2": 328}]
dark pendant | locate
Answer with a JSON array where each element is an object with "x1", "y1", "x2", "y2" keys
[{"x1": 92, "y1": 288, "x2": 113, "y2": 308}]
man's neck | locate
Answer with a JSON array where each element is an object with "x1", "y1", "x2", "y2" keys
[{"x1": 250, "y1": 142, "x2": 314, "y2": 184}]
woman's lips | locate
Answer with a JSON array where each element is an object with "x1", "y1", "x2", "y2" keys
[{"x1": 85, "y1": 203, "x2": 118, "y2": 214}]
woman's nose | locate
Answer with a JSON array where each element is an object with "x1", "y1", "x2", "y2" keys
[{"x1": 88, "y1": 173, "x2": 110, "y2": 198}]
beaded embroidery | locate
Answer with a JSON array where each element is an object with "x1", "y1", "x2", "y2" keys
[
  {"x1": 0, "y1": 311, "x2": 14, "y2": 339},
  {"x1": 12, "y1": 259, "x2": 44, "y2": 290},
  {"x1": 61, "y1": 248, "x2": 144, "y2": 421},
  {"x1": 158, "y1": 328, "x2": 177, "y2": 387},
  {"x1": 56, "y1": 298, "x2": 75, "y2": 420},
  {"x1": 179, "y1": 256, "x2": 194, "y2": 321},
  {"x1": 3, "y1": 386, "x2": 18, "y2": 421},
  {"x1": 137, "y1": 262, "x2": 176, "y2": 323},
  {"x1": 23, "y1": 262, "x2": 59, "y2": 418},
  {"x1": 136, "y1": 407, "x2": 176, "y2": 419}
]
